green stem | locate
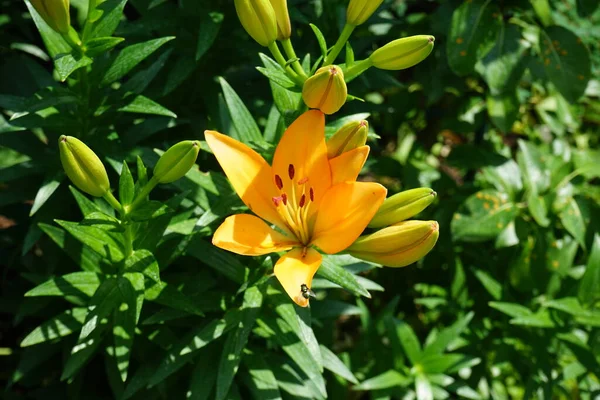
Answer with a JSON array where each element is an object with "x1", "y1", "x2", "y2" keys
[
  {"x1": 344, "y1": 58, "x2": 373, "y2": 82},
  {"x1": 281, "y1": 39, "x2": 307, "y2": 79},
  {"x1": 323, "y1": 24, "x2": 355, "y2": 66},
  {"x1": 126, "y1": 176, "x2": 160, "y2": 215},
  {"x1": 267, "y1": 42, "x2": 304, "y2": 86},
  {"x1": 82, "y1": 0, "x2": 98, "y2": 42},
  {"x1": 103, "y1": 190, "x2": 122, "y2": 212}
]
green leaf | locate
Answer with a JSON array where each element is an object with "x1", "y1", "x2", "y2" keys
[
  {"x1": 84, "y1": 36, "x2": 125, "y2": 57},
  {"x1": 188, "y1": 237, "x2": 247, "y2": 283},
  {"x1": 559, "y1": 197, "x2": 586, "y2": 249},
  {"x1": 118, "y1": 95, "x2": 177, "y2": 118},
  {"x1": 487, "y1": 92, "x2": 519, "y2": 133},
  {"x1": 62, "y1": 278, "x2": 120, "y2": 380},
  {"x1": 489, "y1": 301, "x2": 532, "y2": 318},
  {"x1": 218, "y1": 77, "x2": 264, "y2": 145},
  {"x1": 241, "y1": 350, "x2": 282, "y2": 400},
  {"x1": 527, "y1": 191, "x2": 550, "y2": 227},
  {"x1": 447, "y1": 0, "x2": 502, "y2": 75},
  {"x1": 188, "y1": 345, "x2": 220, "y2": 400},
  {"x1": 478, "y1": 24, "x2": 526, "y2": 94},
  {"x1": 119, "y1": 162, "x2": 134, "y2": 206},
  {"x1": 419, "y1": 353, "x2": 466, "y2": 374},
  {"x1": 481, "y1": 159, "x2": 523, "y2": 198},
  {"x1": 353, "y1": 370, "x2": 410, "y2": 391},
  {"x1": 39, "y1": 223, "x2": 104, "y2": 272},
  {"x1": 309, "y1": 24, "x2": 328, "y2": 60},
  {"x1": 540, "y1": 26, "x2": 591, "y2": 103},
  {"x1": 386, "y1": 317, "x2": 421, "y2": 365},
  {"x1": 196, "y1": 12, "x2": 224, "y2": 60},
  {"x1": 89, "y1": 0, "x2": 128, "y2": 39},
  {"x1": 25, "y1": 271, "x2": 103, "y2": 298},
  {"x1": 54, "y1": 53, "x2": 93, "y2": 82},
  {"x1": 544, "y1": 297, "x2": 584, "y2": 315},
  {"x1": 21, "y1": 308, "x2": 87, "y2": 347},
  {"x1": 216, "y1": 287, "x2": 263, "y2": 400},
  {"x1": 518, "y1": 141, "x2": 550, "y2": 194},
  {"x1": 56, "y1": 219, "x2": 125, "y2": 263},
  {"x1": 69, "y1": 186, "x2": 102, "y2": 216},
  {"x1": 472, "y1": 268, "x2": 502, "y2": 300},
  {"x1": 422, "y1": 312, "x2": 473, "y2": 357},
  {"x1": 113, "y1": 273, "x2": 145, "y2": 381},
  {"x1": 257, "y1": 54, "x2": 297, "y2": 90},
  {"x1": 30, "y1": 173, "x2": 63, "y2": 216},
  {"x1": 451, "y1": 190, "x2": 519, "y2": 242},
  {"x1": 319, "y1": 345, "x2": 358, "y2": 384},
  {"x1": 318, "y1": 255, "x2": 370, "y2": 298},
  {"x1": 510, "y1": 309, "x2": 556, "y2": 328},
  {"x1": 149, "y1": 310, "x2": 242, "y2": 386},
  {"x1": 127, "y1": 200, "x2": 173, "y2": 222},
  {"x1": 579, "y1": 234, "x2": 600, "y2": 306},
  {"x1": 101, "y1": 37, "x2": 175, "y2": 85}
]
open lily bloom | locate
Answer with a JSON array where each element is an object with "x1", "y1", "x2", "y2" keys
[{"x1": 205, "y1": 110, "x2": 387, "y2": 306}]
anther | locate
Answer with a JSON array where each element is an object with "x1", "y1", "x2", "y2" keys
[
  {"x1": 275, "y1": 175, "x2": 283, "y2": 190},
  {"x1": 282, "y1": 193, "x2": 288, "y2": 205},
  {"x1": 298, "y1": 177, "x2": 308, "y2": 185},
  {"x1": 299, "y1": 194, "x2": 306, "y2": 208},
  {"x1": 309, "y1": 188, "x2": 314, "y2": 202},
  {"x1": 288, "y1": 164, "x2": 295, "y2": 180}
]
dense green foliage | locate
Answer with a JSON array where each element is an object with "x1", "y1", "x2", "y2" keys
[{"x1": 1, "y1": 0, "x2": 599, "y2": 399}]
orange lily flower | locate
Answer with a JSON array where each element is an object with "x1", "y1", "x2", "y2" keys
[{"x1": 205, "y1": 110, "x2": 387, "y2": 306}]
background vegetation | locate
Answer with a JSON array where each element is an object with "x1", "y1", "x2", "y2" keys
[{"x1": 1, "y1": 0, "x2": 599, "y2": 399}]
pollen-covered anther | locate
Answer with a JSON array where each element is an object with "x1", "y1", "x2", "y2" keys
[
  {"x1": 310, "y1": 188, "x2": 314, "y2": 202},
  {"x1": 275, "y1": 174, "x2": 283, "y2": 190},
  {"x1": 288, "y1": 164, "x2": 295, "y2": 180},
  {"x1": 298, "y1": 177, "x2": 309, "y2": 185},
  {"x1": 282, "y1": 193, "x2": 288, "y2": 205},
  {"x1": 299, "y1": 194, "x2": 306, "y2": 207}
]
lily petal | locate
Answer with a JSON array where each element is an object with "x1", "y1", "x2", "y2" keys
[
  {"x1": 329, "y1": 145, "x2": 369, "y2": 185},
  {"x1": 274, "y1": 247, "x2": 322, "y2": 307},
  {"x1": 271, "y1": 110, "x2": 331, "y2": 211},
  {"x1": 311, "y1": 182, "x2": 387, "y2": 254},
  {"x1": 213, "y1": 214, "x2": 298, "y2": 256},
  {"x1": 205, "y1": 130, "x2": 287, "y2": 231}
]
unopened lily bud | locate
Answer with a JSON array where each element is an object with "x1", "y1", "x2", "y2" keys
[
  {"x1": 369, "y1": 188, "x2": 436, "y2": 228},
  {"x1": 327, "y1": 120, "x2": 368, "y2": 158},
  {"x1": 302, "y1": 65, "x2": 347, "y2": 115},
  {"x1": 347, "y1": 0, "x2": 384, "y2": 26},
  {"x1": 348, "y1": 220, "x2": 439, "y2": 267},
  {"x1": 370, "y1": 35, "x2": 435, "y2": 71},
  {"x1": 269, "y1": 0, "x2": 291, "y2": 40},
  {"x1": 30, "y1": 0, "x2": 70, "y2": 34},
  {"x1": 59, "y1": 136, "x2": 109, "y2": 197},
  {"x1": 153, "y1": 141, "x2": 200, "y2": 184},
  {"x1": 234, "y1": 0, "x2": 278, "y2": 47}
]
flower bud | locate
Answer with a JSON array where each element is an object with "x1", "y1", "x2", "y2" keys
[
  {"x1": 348, "y1": 220, "x2": 439, "y2": 267},
  {"x1": 302, "y1": 65, "x2": 347, "y2": 115},
  {"x1": 346, "y1": 0, "x2": 384, "y2": 26},
  {"x1": 30, "y1": 0, "x2": 70, "y2": 34},
  {"x1": 153, "y1": 140, "x2": 200, "y2": 184},
  {"x1": 326, "y1": 120, "x2": 368, "y2": 158},
  {"x1": 370, "y1": 35, "x2": 435, "y2": 71},
  {"x1": 269, "y1": 0, "x2": 291, "y2": 40},
  {"x1": 59, "y1": 136, "x2": 109, "y2": 197},
  {"x1": 234, "y1": 0, "x2": 278, "y2": 47},
  {"x1": 369, "y1": 188, "x2": 436, "y2": 228}
]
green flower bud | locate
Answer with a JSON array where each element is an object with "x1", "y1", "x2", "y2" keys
[
  {"x1": 370, "y1": 35, "x2": 435, "y2": 71},
  {"x1": 30, "y1": 0, "x2": 71, "y2": 34},
  {"x1": 348, "y1": 220, "x2": 439, "y2": 267},
  {"x1": 346, "y1": 0, "x2": 384, "y2": 26},
  {"x1": 153, "y1": 140, "x2": 200, "y2": 184},
  {"x1": 369, "y1": 188, "x2": 436, "y2": 228},
  {"x1": 269, "y1": 0, "x2": 291, "y2": 40},
  {"x1": 302, "y1": 65, "x2": 347, "y2": 115},
  {"x1": 59, "y1": 136, "x2": 109, "y2": 197},
  {"x1": 234, "y1": 0, "x2": 278, "y2": 47},
  {"x1": 326, "y1": 120, "x2": 368, "y2": 158}
]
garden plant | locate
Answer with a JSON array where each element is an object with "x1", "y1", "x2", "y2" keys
[{"x1": 1, "y1": 0, "x2": 599, "y2": 399}]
